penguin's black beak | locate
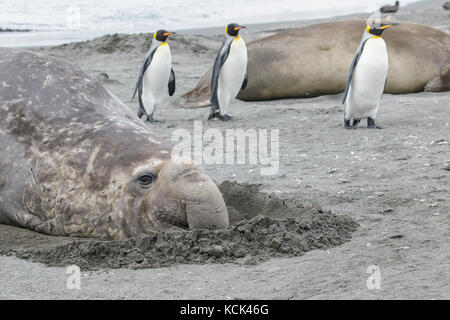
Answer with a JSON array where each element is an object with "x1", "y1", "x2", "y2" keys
[{"x1": 234, "y1": 25, "x2": 247, "y2": 31}]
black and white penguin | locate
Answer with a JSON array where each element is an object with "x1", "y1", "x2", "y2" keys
[
  {"x1": 342, "y1": 21, "x2": 398, "y2": 129},
  {"x1": 209, "y1": 23, "x2": 248, "y2": 121},
  {"x1": 132, "y1": 29, "x2": 176, "y2": 122}
]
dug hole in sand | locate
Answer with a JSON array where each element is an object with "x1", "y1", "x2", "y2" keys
[{"x1": 0, "y1": 181, "x2": 357, "y2": 270}]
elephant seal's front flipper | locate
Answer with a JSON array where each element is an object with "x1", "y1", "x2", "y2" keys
[{"x1": 425, "y1": 63, "x2": 450, "y2": 92}]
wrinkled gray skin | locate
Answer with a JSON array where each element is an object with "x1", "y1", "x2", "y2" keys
[
  {"x1": 183, "y1": 20, "x2": 450, "y2": 107},
  {"x1": 0, "y1": 48, "x2": 228, "y2": 240}
]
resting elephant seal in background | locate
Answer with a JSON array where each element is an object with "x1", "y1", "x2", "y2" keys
[
  {"x1": 183, "y1": 20, "x2": 450, "y2": 107},
  {"x1": 0, "y1": 48, "x2": 229, "y2": 240}
]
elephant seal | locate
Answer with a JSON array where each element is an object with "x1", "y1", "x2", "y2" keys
[
  {"x1": 380, "y1": 1, "x2": 400, "y2": 14},
  {"x1": 0, "y1": 48, "x2": 229, "y2": 240},
  {"x1": 183, "y1": 20, "x2": 450, "y2": 107}
]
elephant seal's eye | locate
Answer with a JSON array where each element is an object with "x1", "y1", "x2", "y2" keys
[{"x1": 137, "y1": 172, "x2": 157, "y2": 187}]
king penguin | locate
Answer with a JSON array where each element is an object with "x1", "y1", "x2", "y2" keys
[
  {"x1": 342, "y1": 21, "x2": 398, "y2": 129},
  {"x1": 132, "y1": 29, "x2": 176, "y2": 122},
  {"x1": 209, "y1": 23, "x2": 248, "y2": 121}
]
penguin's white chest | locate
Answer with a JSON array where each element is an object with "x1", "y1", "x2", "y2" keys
[
  {"x1": 346, "y1": 37, "x2": 388, "y2": 119},
  {"x1": 218, "y1": 36, "x2": 248, "y2": 107},
  {"x1": 142, "y1": 43, "x2": 172, "y2": 104}
]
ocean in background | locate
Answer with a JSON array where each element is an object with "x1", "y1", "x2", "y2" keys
[{"x1": 0, "y1": 0, "x2": 421, "y2": 47}]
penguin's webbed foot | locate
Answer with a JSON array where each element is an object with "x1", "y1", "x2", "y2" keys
[
  {"x1": 367, "y1": 118, "x2": 383, "y2": 129},
  {"x1": 146, "y1": 114, "x2": 159, "y2": 123},
  {"x1": 208, "y1": 109, "x2": 219, "y2": 121},
  {"x1": 208, "y1": 110, "x2": 232, "y2": 121},
  {"x1": 137, "y1": 110, "x2": 144, "y2": 119},
  {"x1": 344, "y1": 119, "x2": 353, "y2": 129},
  {"x1": 218, "y1": 114, "x2": 232, "y2": 121},
  {"x1": 352, "y1": 119, "x2": 361, "y2": 128}
]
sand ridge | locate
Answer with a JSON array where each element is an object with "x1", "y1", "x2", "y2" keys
[{"x1": 0, "y1": 182, "x2": 357, "y2": 270}]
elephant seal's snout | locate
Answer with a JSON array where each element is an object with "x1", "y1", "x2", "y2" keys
[
  {"x1": 144, "y1": 161, "x2": 229, "y2": 231},
  {"x1": 184, "y1": 183, "x2": 229, "y2": 230}
]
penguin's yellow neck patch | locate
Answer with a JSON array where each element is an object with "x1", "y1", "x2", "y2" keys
[
  {"x1": 160, "y1": 42, "x2": 168, "y2": 46},
  {"x1": 153, "y1": 32, "x2": 157, "y2": 39},
  {"x1": 235, "y1": 35, "x2": 241, "y2": 40},
  {"x1": 371, "y1": 36, "x2": 381, "y2": 39}
]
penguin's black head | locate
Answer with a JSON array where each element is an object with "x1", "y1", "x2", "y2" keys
[
  {"x1": 154, "y1": 29, "x2": 176, "y2": 42},
  {"x1": 226, "y1": 23, "x2": 246, "y2": 37},
  {"x1": 367, "y1": 22, "x2": 398, "y2": 36}
]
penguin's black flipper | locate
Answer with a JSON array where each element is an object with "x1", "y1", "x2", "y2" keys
[
  {"x1": 132, "y1": 43, "x2": 159, "y2": 100},
  {"x1": 137, "y1": 108, "x2": 144, "y2": 119},
  {"x1": 380, "y1": 76, "x2": 388, "y2": 103},
  {"x1": 168, "y1": 68, "x2": 175, "y2": 96},
  {"x1": 241, "y1": 68, "x2": 248, "y2": 90},
  {"x1": 342, "y1": 38, "x2": 369, "y2": 104},
  {"x1": 137, "y1": 87, "x2": 145, "y2": 118},
  {"x1": 210, "y1": 38, "x2": 233, "y2": 115}
]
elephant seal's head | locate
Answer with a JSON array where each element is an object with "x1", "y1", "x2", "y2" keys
[
  {"x1": 120, "y1": 153, "x2": 229, "y2": 235},
  {"x1": 22, "y1": 119, "x2": 230, "y2": 240},
  {"x1": 55, "y1": 123, "x2": 230, "y2": 239}
]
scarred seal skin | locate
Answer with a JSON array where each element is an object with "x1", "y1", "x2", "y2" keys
[
  {"x1": 0, "y1": 48, "x2": 228, "y2": 240},
  {"x1": 183, "y1": 20, "x2": 450, "y2": 106}
]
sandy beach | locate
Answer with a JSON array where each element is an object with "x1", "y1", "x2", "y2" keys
[{"x1": 0, "y1": 0, "x2": 449, "y2": 299}]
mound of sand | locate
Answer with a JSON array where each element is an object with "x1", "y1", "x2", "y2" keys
[
  {"x1": 49, "y1": 33, "x2": 217, "y2": 56},
  {"x1": 0, "y1": 181, "x2": 357, "y2": 270}
]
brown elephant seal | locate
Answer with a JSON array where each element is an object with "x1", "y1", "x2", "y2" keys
[
  {"x1": 0, "y1": 48, "x2": 228, "y2": 240},
  {"x1": 183, "y1": 20, "x2": 450, "y2": 107}
]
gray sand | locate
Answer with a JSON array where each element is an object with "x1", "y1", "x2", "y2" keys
[
  {"x1": 0, "y1": 0, "x2": 449, "y2": 299},
  {"x1": 0, "y1": 181, "x2": 357, "y2": 270}
]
